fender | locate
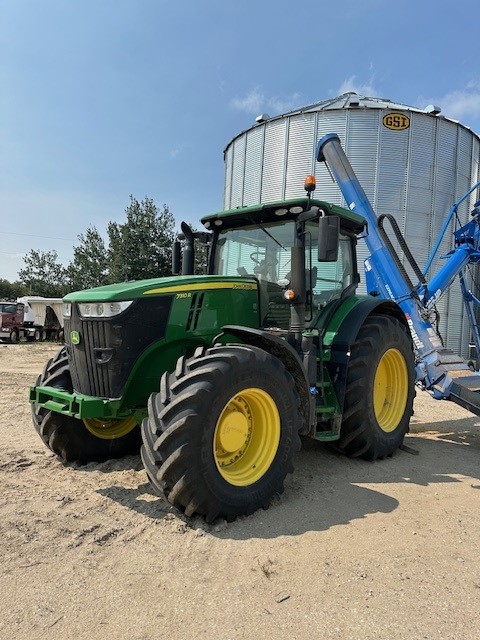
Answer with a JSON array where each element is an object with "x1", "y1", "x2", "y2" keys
[
  {"x1": 220, "y1": 325, "x2": 312, "y2": 434},
  {"x1": 319, "y1": 296, "x2": 409, "y2": 412}
]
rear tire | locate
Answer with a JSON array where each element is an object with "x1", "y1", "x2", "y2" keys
[
  {"x1": 32, "y1": 347, "x2": 141, "y2": 462},
  {"x1": 141, "y1": 344, "x2": 302, "y2": 522},
  {"x1": 337, "y1": 315, "x2": 415, "y2": 461}
]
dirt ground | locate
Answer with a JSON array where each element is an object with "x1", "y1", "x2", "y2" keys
[{"x1": 1, "y1": 342, "x2": 479, "y2": 640}]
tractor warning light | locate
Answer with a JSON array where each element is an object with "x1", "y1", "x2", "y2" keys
[{"x1": 304, "y1": 175, "x2": 316, "y2": 193}]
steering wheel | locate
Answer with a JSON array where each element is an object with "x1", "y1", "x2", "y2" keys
[{"x1": 250, "y1": 251, "x2": 264, "y2": 265}]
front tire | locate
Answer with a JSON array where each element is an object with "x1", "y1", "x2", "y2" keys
[
  {"x1": 141, "y1": 344, "x2": 302, "y2": 522},
  {"x1": 337, "y1": 314, "x2": 415, "y2": 461},
  {"x1": 32, "y1": 348, "x2": 141, "y2": 462}
]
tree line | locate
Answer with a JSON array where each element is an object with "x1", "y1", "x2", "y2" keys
[{"x1": 1, "y1": 196, "x2": 208, "y2": 299}]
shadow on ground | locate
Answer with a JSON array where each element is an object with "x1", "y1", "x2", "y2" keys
[{"x1": 93, "y1": 417, "x2": 480, "y2": 539}]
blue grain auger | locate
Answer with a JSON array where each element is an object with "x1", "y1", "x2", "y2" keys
[{"x1": 317, "y1": 133, "x2": 480, "y2": 415}]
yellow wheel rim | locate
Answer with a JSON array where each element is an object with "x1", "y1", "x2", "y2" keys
[
  {"x1": 373, "y1": 348, "x2": 408, "y2": 433},
  {"x1": 83, "y1": 415, "x2": 137, "y2": 440},
  {"x1": 213, "y1": 388, "x2": 280, "y2": 486}
]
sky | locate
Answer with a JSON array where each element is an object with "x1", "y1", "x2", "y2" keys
[{"x1": 2, "y1": 0, "x2": 480, "y2": 282}]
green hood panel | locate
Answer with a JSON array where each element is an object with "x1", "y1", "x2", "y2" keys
[{"x1": 64, "y1": 275, "x2": 258, "y2": 302}]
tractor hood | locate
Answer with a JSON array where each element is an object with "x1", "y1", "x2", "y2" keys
[{"x1": 63, "y1": 275, "x2": 258, "y2": 303}]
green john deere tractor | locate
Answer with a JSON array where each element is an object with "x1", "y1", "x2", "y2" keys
[{"x1": 30, "y1": 183, "x2": 415, "y2": 522}]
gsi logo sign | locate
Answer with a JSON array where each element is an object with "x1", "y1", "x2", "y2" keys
[{"x1": 382, "y1": 112, "x2": 410, "y2": 131}]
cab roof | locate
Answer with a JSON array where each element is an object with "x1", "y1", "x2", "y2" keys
[{"x1": 201, "y1": 197, "x2": 366, "y2": 233}]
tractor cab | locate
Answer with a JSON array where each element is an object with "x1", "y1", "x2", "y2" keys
[{"x1": 201, "y1": 194, "x2": 365, "y2": 332}]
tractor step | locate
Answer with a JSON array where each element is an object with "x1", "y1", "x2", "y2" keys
[
  {"x1": 315, "y1": 380, "x2": 331, "y2": 388},
  {"x1": 315, "y1": 405, "x2": 335, "y2": 415},
  {"x1": 314, "y1": 430, "x2": 340, "y2": 442}
]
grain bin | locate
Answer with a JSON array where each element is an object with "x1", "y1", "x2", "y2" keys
[{"x1": 223, "y1": 93, "x2": 480, "y2": 357}]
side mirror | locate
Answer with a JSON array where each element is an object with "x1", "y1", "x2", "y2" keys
[
  {"x1": 172, "y1": 240, "x2": 181, "y2": 275},
  {"x1": 318, "y1": 216, "x2": 339, "y2": 262}
]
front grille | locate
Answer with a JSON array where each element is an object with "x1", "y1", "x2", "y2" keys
[
  {"x1": 65, "y1": 296, "x2": 173, "y2": 398},
  {"x1": 68, "y1": 319, "x2": 111, "y2": 397}
]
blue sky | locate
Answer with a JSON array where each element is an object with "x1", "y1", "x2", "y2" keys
[{"x1": 2, "y1": 0, "x2": 480, "y2": 282}]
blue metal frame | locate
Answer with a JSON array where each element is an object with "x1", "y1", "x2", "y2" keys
[
  {"x1": 423, "y1": 181, "x2": 480, "y2": 277},
  {"x1": 316, "y1": 133, "x2": 480, "y2": 408}
]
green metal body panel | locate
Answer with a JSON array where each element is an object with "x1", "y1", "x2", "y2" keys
[
  {"x1": 121, "y1": 283, "x2": 260, "y2": 411},
  {"x1": 63, "y1": 275, "x2": 258, "y2": 302},
  {"x1": 32, "y1": 277, "x2": 261, "y2": 420},
  {"x1": 315, "y1": 295, "x2": 368, "y2": 353}
]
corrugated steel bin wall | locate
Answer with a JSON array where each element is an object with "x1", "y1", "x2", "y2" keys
[{"x1": 224, "y1": 107, "x2": 480, "y2": 358}]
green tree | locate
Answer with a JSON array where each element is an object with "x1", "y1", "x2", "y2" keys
[
  {"x1": 66, "y1": 226, "x2": 109, "y2": 291},
  {"x1": 107, "y1": 196, "x2": 174, "y2": 282},
  {"x1": 18, "y1": 249, "x2": 68, "y2": 297},
  {"x1": 0, "y1": 279, "x2": 27, "y2": 299}
]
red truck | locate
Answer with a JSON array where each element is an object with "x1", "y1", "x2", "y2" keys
[
  {"x1": 0, "y1": 297, "x2": 64, "y2": 343},
  {"x1": 0, "y1": 300, "x2": 37, "y2": 343}
]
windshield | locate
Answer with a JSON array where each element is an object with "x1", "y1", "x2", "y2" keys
[
  {"x1": 213, "y1": 219, "x2": 355, "y2": 327},
  {"x1": 0, "y1": 303, "x2": 19, "y2": 314}
]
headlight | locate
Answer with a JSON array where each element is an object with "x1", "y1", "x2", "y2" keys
[
  {"x1": 62, "y1": 303, "x2": 72, "y2": 318},
  {"x1": 78, "y1": 300, "x2": 134, "y2": 318}
]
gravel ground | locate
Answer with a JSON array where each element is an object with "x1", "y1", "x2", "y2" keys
[{"x1": 1, "y1": 342, "x2": 479, "y2": 640}]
